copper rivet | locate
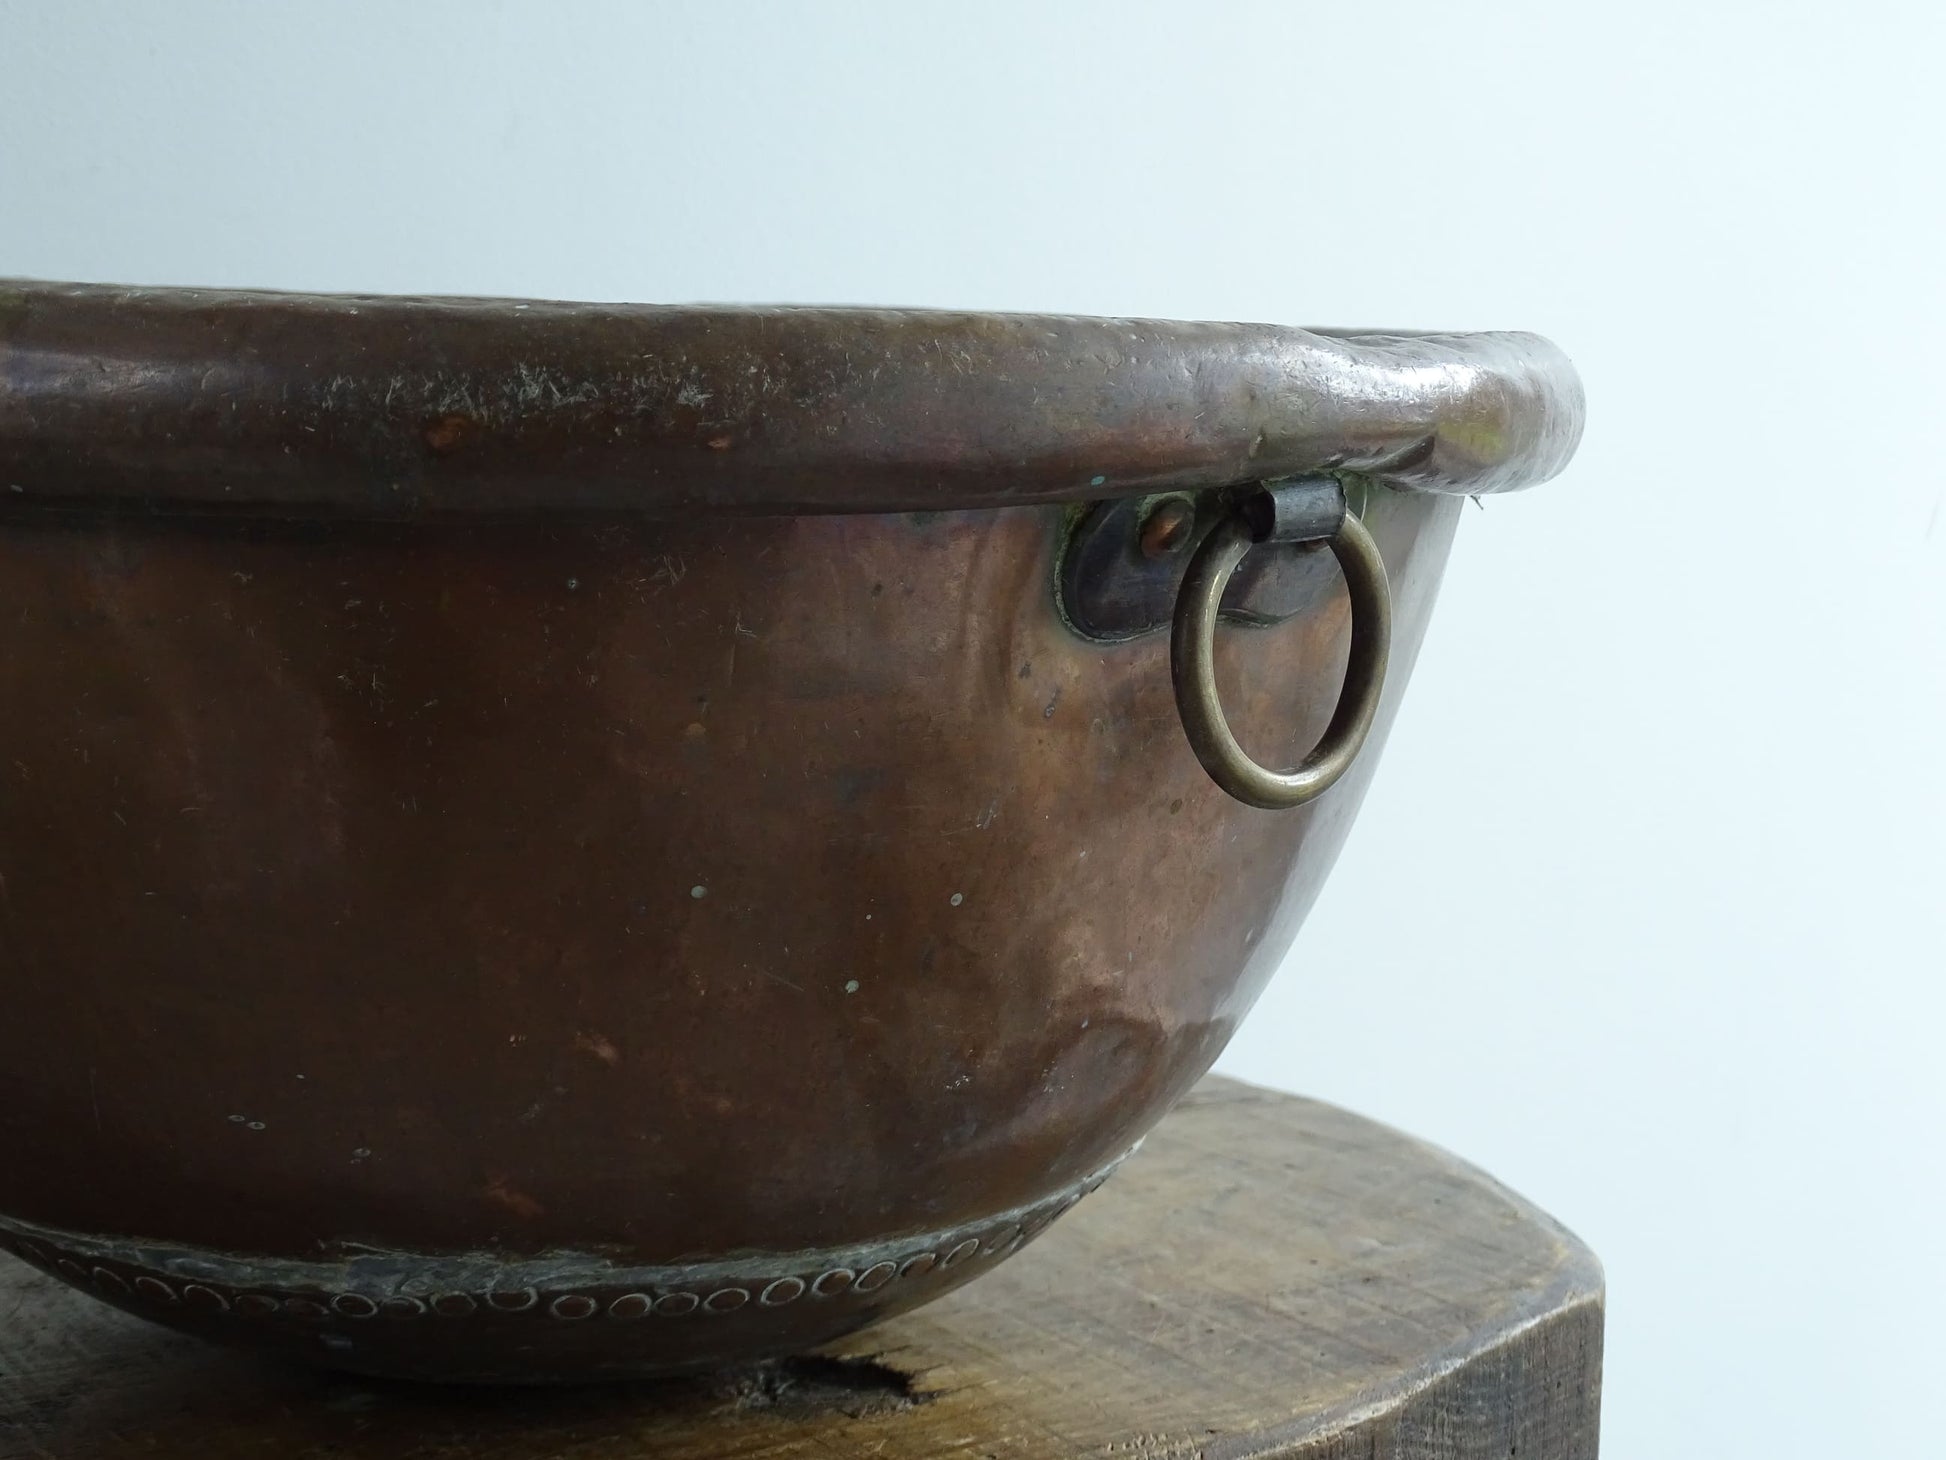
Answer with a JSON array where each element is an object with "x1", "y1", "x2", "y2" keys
[{"x1": 1139, "y1": 499, "x2": 1196, "y2": 559}]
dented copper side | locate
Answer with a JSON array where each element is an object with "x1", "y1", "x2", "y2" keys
[{"x1": 0, "y1": 282, "x2": 1581, "y2": 1380}]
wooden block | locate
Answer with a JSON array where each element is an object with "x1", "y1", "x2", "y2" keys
[{"x1": 0, "y1": 1077, "x2": 1603, "y2": 1458}]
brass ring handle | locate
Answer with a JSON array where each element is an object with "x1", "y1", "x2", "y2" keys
[{"x1": 1169, "y1": 495, "x2": 1392, "y2": 810}]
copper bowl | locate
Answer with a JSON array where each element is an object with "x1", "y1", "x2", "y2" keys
[{"x1": 0, "y1": 282, "x2": 1582, "y2": 1381}]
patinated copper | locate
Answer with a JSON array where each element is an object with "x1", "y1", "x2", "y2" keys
[{"x1": 0, "y1": 281, "x2": 1582, "y2": 1381}]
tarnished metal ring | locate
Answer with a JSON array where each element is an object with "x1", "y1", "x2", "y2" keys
[{"x1": 1170, "y1": 508, "x2": 1391, "y2": 810}]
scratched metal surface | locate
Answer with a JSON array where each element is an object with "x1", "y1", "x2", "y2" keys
[
  {"x1": 0, "y1": 1078, "x2": 1603, "y2": 1459},
  {"x1": 0, "y1": 485, "x2": 1462, "y2": 1378},
  {"x1": 0, "y1": 281, "x2": 1584, "y2": 517},
  {"x1": 0, "y1": 287, "x2": 1586, "y2": 1383}
]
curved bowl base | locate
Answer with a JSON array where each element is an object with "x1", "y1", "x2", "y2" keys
[{"x1": 0, "y1": 1161, "x2": 1118, "y2": 1383}]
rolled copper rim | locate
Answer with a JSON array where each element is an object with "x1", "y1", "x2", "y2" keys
[{"x1": 0, "y1": 280, "x2": 1583, "y2": 519}]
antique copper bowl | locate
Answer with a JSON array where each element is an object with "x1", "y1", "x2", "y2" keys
[{"x1": 0, "y1": 282, "x2": 1582, "y2": 1381}]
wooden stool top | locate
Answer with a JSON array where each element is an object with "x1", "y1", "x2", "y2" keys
[{"x1": 0, "y1": 1078, "x2": 1602, "y2": 1459}]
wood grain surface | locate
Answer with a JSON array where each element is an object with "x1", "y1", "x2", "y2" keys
[{"x1": 0, "y1": 1077, "x2": 1602, "y2": 1458}]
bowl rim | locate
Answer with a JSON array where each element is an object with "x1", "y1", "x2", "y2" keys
[{"x1": 1, "y1": 280, "x2": 1583, "y2": 520}]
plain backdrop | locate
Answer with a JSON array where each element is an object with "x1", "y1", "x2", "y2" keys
[{"x1": 3, "y1": 3, "x2": 1942, "y2": 1454}]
